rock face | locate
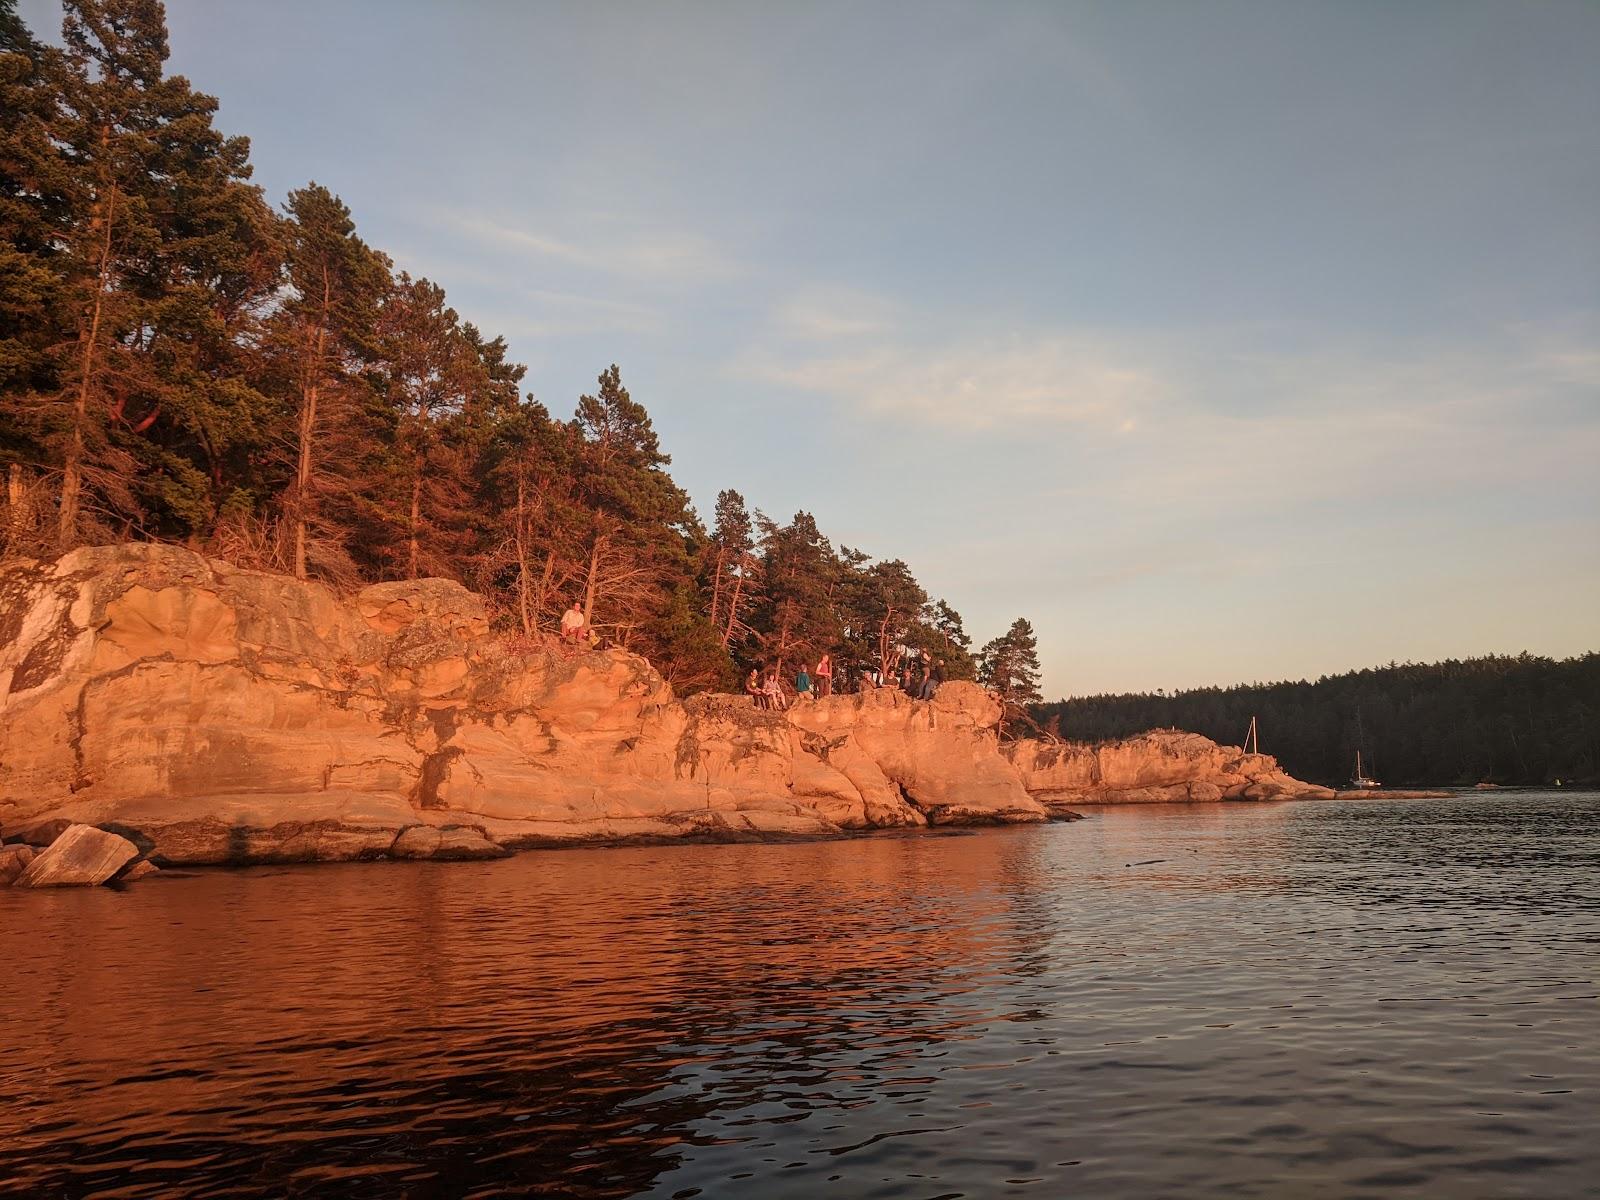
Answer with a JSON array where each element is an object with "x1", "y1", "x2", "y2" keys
[
  {"x1": 1004, "y1": 730, "x2": 1333, "y2": 813},
  {"x1": 0, "y1": 544, "x2": 1047, "y2": 866},
  {"x1": 13, "y1": 823, "x2": 139, "y2": 887}
]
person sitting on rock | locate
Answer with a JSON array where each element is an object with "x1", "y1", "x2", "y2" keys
[
  {"x1": 815, "y1": 653, "x2": 833, "y2": 697},
  {"x1": 560, "y1": 601, "x2": 585, "y2": 644},
  {"x1": 763, "y1": 668, "x2": 787, "y2": 711},
  {"x1": 746, "y1": 667, "x2": 766, "y2": 709},
  {"x1": 795, "y1": 663, "x2": 814, "y2": 701}
]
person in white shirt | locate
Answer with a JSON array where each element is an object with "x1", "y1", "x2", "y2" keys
[{"x1": 560, "y1": 602, "x2": 585, "y2": 642}]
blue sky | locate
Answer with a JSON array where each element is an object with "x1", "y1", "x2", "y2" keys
[{"x1": 22, "y1": 0, "x2": 1600, "y2": 695}]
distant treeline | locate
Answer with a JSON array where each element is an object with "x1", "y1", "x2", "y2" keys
[{"x1": 1035, "y1": 654, "x2": 1600, "y2": 786}]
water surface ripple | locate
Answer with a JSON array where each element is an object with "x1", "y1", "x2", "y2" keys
[{"x1": 2, "y1": 792, "x2": 1597, "y2": 1198}]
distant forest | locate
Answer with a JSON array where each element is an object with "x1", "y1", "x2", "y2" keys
[
  {"x1": 0, "y1": 1, "x2": 1049, "y2": 701},
  {"x1": 1036, "y1": 654, "x2": 1600, "y2": 786}
]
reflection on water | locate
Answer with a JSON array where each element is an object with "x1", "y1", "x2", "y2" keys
[{"x1": 2, "y1": 793, "x2": 1597, "y2": 1198}]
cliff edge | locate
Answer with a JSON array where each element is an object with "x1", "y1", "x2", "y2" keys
[{"x1": 0, "y1": 544, "x2": 1046, "y2": 864}]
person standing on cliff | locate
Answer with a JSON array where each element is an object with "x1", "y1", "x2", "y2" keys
[
  {"x1": 921, "y1": 658, "x2": 945, "y2": 700},
  {"x1": 560, "y1": 601, "x2": 585, "y2": 646},
  {"x1": 815, "y1": 653, "x2": 833, "y2": 697}
]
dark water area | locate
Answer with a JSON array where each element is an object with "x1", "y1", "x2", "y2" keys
[{"x1": 2, "y1": 792, "x2": 1597, "y2": 1199}]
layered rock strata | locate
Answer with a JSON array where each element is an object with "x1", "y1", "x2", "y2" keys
[
  {"x1": 1, "y1": 545, "x2": 1047, "y2": 866},
  {"x1": 1003, "y1": 730, "x2": 1334, "y2": 813}
]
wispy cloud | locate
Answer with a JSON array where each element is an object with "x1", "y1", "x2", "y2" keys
[
  {"x1": 733, "y1": 323, "x2": 1166, "y2": 432},
  {"x1": 438, "y1": 210, "x2": 739, "y2": 284},
  {"x1": 770, "y1": 286, "x2": 897, "y2": 341}
]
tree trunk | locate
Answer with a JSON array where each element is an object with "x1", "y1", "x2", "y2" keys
[
  {"x1": 722, "y1": 556, "x2": 747, "y2": 648},
  {"x1": 59, "y1": 180, "x2": 118, "y2": 550},
  {"x1": 514, "y1": 468, "x2": 533, "y2": 637},
  {"x1": 292, "y1": 270, "x2": 333, "y2": 580},
  {"x1": 6, "y1": 464, "x2": 24, "y2": 543},
  {"x1": 708, "y1": 547, "x2": 727, "y2": 633},
  {"x1": 407, "y1": 445, "x2": 423, "y2": 579},
  {"x1": 292, "y1": 380, "x2": 316, "y2": 578},
  {"x1": 583, "y1": 534, "x2": 606, "y2": 626}
]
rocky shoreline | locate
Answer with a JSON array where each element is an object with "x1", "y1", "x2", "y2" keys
[{"x1": 2, "y1": 544, "x2": 1338, "y2": 886}]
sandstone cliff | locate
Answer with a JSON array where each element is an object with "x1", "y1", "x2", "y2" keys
[
  {"x1": 1003, "y1": 729, "x2": 1334, "y2": 813},
  {"x1": 0, "y1": 545, "x2": 1046, "y2": 865}
]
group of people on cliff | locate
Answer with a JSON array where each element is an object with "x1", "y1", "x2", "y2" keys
[
  {"x1": 745, "y1": 652, "x2": 946, "y2": 710},
  {"x1": 561, "y1": 598, "x2": 947, "y2": 710}
]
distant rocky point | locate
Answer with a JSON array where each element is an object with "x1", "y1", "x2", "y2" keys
[
  {"x1": 1005, "y1": 731, "x2": 1335, "y2": 812},
  {"x1": 1, "y1": 545, "x2": 1332, "y2": 880}
]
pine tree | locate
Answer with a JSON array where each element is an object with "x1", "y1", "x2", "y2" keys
[
  {"x1": 979, "y1": 617, "x2": 1043, "y2": 735},
  {"x1": 44, "y1": 0, "x2": 273, "y2": 546},
  {"x1": 371, "y1": 273, "x2": 500, "y2": 579},
  {"x1": 753, "y1": 511, "x2": 842, "y2": 673},
  {"x1": 268, "y1": 183, "x2": 389, "y2": 578},
  {"x1": 705, "y1": 488, "x2": 760, "y2": 649},
  {"x1": 478, "y1": 398, "x2": 585, "y2": 635},
  {"x1": 0, "y1": 0, "x2": 69, "y2": 550},
  {"x1": 929, "y1": 599, "x2": 977, "y2": 680},
  {"x1": 570, "y1": 365, "x2": 726, "y2": 676},
  {"x1": 848, "y1": 557, "x2": 927, "y2": 681}
]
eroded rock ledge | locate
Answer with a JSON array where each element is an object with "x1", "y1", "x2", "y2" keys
[{"x1": 1, "y1": 545, "x2": 1047, "y2": 866}]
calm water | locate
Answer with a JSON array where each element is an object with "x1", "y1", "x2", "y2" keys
[{"x1": 2, "y1": 792, "x2": 1597, "y2": 1199}]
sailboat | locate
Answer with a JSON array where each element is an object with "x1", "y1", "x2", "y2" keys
[{"x1": 1348, "y1": 750, "x2": 1381, "y2": 790}]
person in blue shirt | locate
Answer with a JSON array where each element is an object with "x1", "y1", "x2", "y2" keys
[{"x1": 795, "y1": 664, "x2": 814, "y2": 701}]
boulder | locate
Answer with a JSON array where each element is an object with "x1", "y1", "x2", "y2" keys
[
  {"x1": 14, "y1": 824, "x2": 139, "y2": 887},
  {"x1": 0, "y1": 843, "x2": 36, "y2": 886},
  {"x1": 116, "y1": 859, "x2": 160, "y2": 883}
]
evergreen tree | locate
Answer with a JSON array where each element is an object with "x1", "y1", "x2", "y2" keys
[
  {"x1": 979, "y1": 617, "x2": 1043, "y2": 735},
  {"x1": 929, "y1": 599, "x2": 977, "y2": 680},
  {"x1": 370, "y1": 273, "x2": 512, "y2": 579},
  {"x1": 43, "y1": 0, "x2": 271, "y2": 546},
  {"x1": 570, "y1": 365, "x2": 727, "y2": 675},
  {"x1": 478, "y1": 397, "x2": 584, "y2": 636},
  {"x1": 753, "y1": 511, "x2": 841, "y2": 673},
  {"x1": 267, "y1": 183, "x2": 389, "y2": 578},
  {"x1": 847, "y1": 557, "x2": 927, "y2": 680},
  {"x1": 705, "y1": 488, "x2": 760, "y2": 649},
  {"x1": 0, "y1": 2, "x2": 69, "y2": 550}
]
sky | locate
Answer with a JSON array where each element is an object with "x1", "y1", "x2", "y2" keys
[{"x1": 20, "y1": 0, "x2": 1600, "y2": 696}]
